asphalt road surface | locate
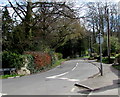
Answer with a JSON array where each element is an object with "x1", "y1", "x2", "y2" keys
[{"x1": 1, "y1": 59, "x2": 99, "y2": 95}]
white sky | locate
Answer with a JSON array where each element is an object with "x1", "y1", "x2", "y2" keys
[
  {"x1": 0, "y1": 0, "x2": 120, "y2": 5},
  {"x1": 0, "y1": 0, "x2": 120, "y2": 8},
  {"x1": 0, "y1": 0, "x2": 119, "y2": 18}
]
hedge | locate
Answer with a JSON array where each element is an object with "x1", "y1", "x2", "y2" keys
[
  {"x1": 24, "y1": 51, "x2": 52, "y2": 69},
  {"x1": 116, "y1": 53, "x2": 120, "y2": 64},
  {"x1": 2, "y1": 51, "x2": 24, "y2": 70}
]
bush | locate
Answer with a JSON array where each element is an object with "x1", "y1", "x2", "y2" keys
[
  {"x1": 116, "y1": 53, "x2": 120, "y2": 64},
  {"x1": 49, "y1": 51, "x2": 56, "y2": 64},
  {"x1": 103, "y1": 36, "x2": 120, "y2": 55},
  {"x1": 24, "y1": 51, "x2": 52, "y2": 71},
  {"x1": 102, "y1": 57, "x2": 109, "y2": 63},
  {"x1": 0, "y1": 52, "x2": 2, "y2": 67},
  {"x1": 49, "y1": 51, "x2": 63, "y2": 64},
  {"x1": 102, "y1": 57, "x2": 115, "y2": 64},
  {"x1": 55, "y1": 53, "x2": 63, "y2": 60},
  {"x1": 91, "y1": 53, "x2": 98, "y2": 58},
  {"x1": 21, "y1": 54, "x2": 35, "y2": 74},
  {"x1": 93, "y1": 36, "x2": 120, "y2": 56},
  {"x1": 88, "y1": 56, "x2": 94, "y2": 60},
  {"x1": 2, "y1": 51, "x2": 24, "y2": 70}
]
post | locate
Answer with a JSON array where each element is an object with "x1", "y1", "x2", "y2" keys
[
  {"x1": 100, "y1": 35, "x2": 103, "y2": 76},
  {"x1": 98, "y1": 33, "x2": 103, "y2": 76}
]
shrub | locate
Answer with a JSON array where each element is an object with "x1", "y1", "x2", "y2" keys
[
  {"x1": 21, "y1": 54, "x2": 35, "y2": 74},
  {"x1": 93, "y1": 36, "x2": 120, "y2": 56},
  {"x1": 116, "y1": 53, "x2": 120, "y2": 64},
  {"x1": 0, "y1": 52, "x2": 2, "y2": 68},
  {"x1": 103, "y1": 36, "x2": 120, "y2": 55},
  {"x1": 88, "y1": 57, "x2": 94, "y2": 60},
  {"x1": 102, "y1": 57, "x2": 115, "y2": 64},
  {"x1": 49, "y1": 51, "x2": 57, "y2": 64},
  {"x1": 91, "y1": 53, "x2": 98, "y2": 58},
  {"x1": 2, "y1": 51, "x2": 24, "y2": 70},
  {"x1": 102, "y1": 57, "x2": 109, "y2": 63},
  {"x1": 24, "y1": 51, "x2": 52, "y2": 71},
  {"x1": 55, "y1": 53, "x2": 63, "y2": 60}
]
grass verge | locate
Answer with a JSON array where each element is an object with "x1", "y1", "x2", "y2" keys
[
  {"x1": 0, "y1": 74, "x2": 24, "y2": 79},
  {"x1": 83, "y1": 56, "x2": 90, "y2": 58},
  {"x1": 52, "y1": 59, "x2": 66, "y2": 68}
]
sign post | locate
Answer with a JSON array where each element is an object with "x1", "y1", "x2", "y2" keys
[{"x1": 96, "y1": 33, "x2": 103, "y2": 76}]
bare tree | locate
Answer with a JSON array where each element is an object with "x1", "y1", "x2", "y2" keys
[{"x1": 6, "y1": 0, "x2": 85, "y2": 52}]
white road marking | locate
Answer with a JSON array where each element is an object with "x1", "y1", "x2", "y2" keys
[
  {"x1": 72, "y1": 63, "x2": 78, "y2": 71},
  {"x1": 8, "y1": 77, "x2": 15, "y2": 79},
  {"x1": 72, "y1": 67, "x2": 76, "y2": 71},
  {"x1": 16, "y1": 76, "x2": 20, "y2": 78},
  {"x1": 47, "y1": 63, "x2": 79, "y2": 79},
  {"x1": 59, "y1": 77, "x2": 80, "y2": 82},
  {"x1": 87, "y1": 91, "x2": 93, "y2": 97},
  {"x1": 67, "y1": 78, "x2": 80, "y2": 82},
  {"x1": 59, "y1": 77, "x2": 68, "y2": 80},
  {"x1": 46, "y1": 72, "x2": 69, "y2": 79},
  {"x1": 0, "y1": 93, "x2": 7, "y2": 96},
  {"x1": 71, "y1": 88, "x2": 76, "y2": 92}
]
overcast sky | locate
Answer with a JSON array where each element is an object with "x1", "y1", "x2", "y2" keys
[
  {"x1": 0, "y1": 0, "x2": 119, "y2": 16},
  {"x1": 0, "y1": 0, "x2": 120, "y2": 5}
]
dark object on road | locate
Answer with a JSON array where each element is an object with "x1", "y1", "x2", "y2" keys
[
  {"x1": 74, "y1": 83, "x2": 93, "y2": 91},
  {"x1": 74, "y1": 83, "x2": 100, "y2": 92}
]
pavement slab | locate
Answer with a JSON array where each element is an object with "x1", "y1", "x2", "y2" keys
[{"x1": 75, "y1": 60, "x2": 120, "y2": 96}]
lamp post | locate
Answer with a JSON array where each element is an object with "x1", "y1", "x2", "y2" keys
[{"x1": 96, "y1": 33, "x2": 103, "y2": 76}]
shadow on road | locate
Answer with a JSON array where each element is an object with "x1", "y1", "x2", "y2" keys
[
  {"x1": 93, "y1": 79, "x2": 120, "y2": 93},
  {"x1": 77, "y1": 89, "x2": 92, "y2": 94}
]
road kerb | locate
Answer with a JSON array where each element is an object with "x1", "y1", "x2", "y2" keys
[{"x1": 74, "y1": 83, "x2": 94, "y2": 91}]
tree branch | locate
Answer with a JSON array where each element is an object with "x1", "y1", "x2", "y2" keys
[{"x1": 8, "y1": 0, "x2": 24, "y2": 21}]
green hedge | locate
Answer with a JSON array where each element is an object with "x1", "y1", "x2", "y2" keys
[
  {"x1": 49, "y1": 51, "x2": 63, "y2": 64},
  {"x1": 2, "y1": 51, "x2": 35, "y2": 72},
  {"x1": 102, "y1": 57, "x2": 115, "y2": 64},
  {"x1": 116, "y1": 53, "x2": 120, "y2": 64},
  {"x1": 55, "y1": 53, "x2": 63, "y2": 60},
  {"x1": 2, "y1": 51, "x2": 24, "y2": 70},
  {"x1": 2, "y1": 51, "x2": 63, "y2": 74}
]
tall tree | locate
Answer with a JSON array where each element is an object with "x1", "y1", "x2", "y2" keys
[
  {"x1": 2, "y1": 6, "x2": 14, "y2": 51},
  {"x1": 85, "y1": 2, "x2": 119, "y2": 57},
  {"x1": 6, "y1": 0, "x2": 84, "y2": 53}
]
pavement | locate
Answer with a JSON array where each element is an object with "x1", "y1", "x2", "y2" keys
[{"x1": 74, "y1": 59, "x2": 120, "y2": 96}]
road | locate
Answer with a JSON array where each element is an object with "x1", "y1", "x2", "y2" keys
[{"x1": 1, "y1": 59, "x2": 99, "y2": 95}]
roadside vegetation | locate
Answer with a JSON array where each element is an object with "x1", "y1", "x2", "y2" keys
[
  {"x1": 0, "y1": 74, "x2": 24, "y2": 79},
  {"x1": 1, "y1": 1, "x2": 86, "y2": 77},
  {"x1": 1, "y1": 1, "x2": 120, "y2": 78}
]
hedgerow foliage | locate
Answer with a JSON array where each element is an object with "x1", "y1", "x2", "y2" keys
[
  {"x1": 24, "y1": 51, "x2": 52, "y2": 69},
  {"x1": 116, "y1": 53, "x2": 120, "y2": 64},
  {"x1": 2, "y1": 51, "x2": 24, "y2": 70}
]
